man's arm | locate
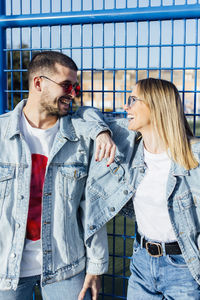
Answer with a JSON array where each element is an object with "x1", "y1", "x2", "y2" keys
[
  {"x1": 78, "y1": 274, "x2": 101, "y2": 300},
  {"x1": 73, "y1": 106, "x2": 116, "y2": 166},
  {"x1": 78, "y1": 225, "x2": 108, "y2": 300}
]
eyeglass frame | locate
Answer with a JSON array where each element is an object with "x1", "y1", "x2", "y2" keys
[
  {"x1": 39, "y1": 75, "x2": 81, "y2": 97},
  {"x1": 127, "y1": 95, "x2": 143, "y2": 107}
]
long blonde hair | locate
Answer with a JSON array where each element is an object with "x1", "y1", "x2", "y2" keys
[{"x1": 136, "y1": 78, "x2": 198, "y2": 170}]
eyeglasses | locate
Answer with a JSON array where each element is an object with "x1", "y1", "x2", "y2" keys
[
  {"x1": 40, "y1": 75, "x2": 81, "y2": 97},
  {"x1": 127, "y1": 95, "x2": 142, "y2": 107}
]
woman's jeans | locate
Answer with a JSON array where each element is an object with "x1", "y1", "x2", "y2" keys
[
  {"x1": 0, "y1": 270, "x2": 91, "y2": 300},
  {"x1": 127, "y1": 239, "x2": 200, "y2": 300}
]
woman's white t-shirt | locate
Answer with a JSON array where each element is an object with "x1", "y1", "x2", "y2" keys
[{"x1": 133, "y1": 147, "x2": 177, "y2": 242}]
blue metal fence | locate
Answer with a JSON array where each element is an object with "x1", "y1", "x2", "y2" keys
[{"x1": 0, "y1": 1, "x2": 200, "y2": 299}]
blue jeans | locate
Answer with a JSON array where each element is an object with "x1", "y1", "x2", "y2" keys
[
  {"x1": 127, "y1": 239, "x2": 200, "y2": 300},
  {"x1": 0, "y1": 270, "x2": 91, "y2": 300}
]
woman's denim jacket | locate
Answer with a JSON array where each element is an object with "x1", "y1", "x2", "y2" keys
[
  {"x1": 0, "y1": 101, "x2": 110, "y2": 291},
  {"x1": 79, "y1": 107, "x2": 200, "y2": 286}
]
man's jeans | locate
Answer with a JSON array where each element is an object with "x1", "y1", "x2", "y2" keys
[
  {"x1": 127, "y1": 239, "x2": 200, "y2": 300},
  {"x1": 0, "y1": 270, "x2": 91, "y2": 300}
]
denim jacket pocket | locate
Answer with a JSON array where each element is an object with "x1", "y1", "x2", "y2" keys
[
  {"x1": 88, "y1": 161, "x2": 125, "y2": 202},
  {"x1": 0, "y1": 165, "x2": 15, "y2": 218},
  {"x1": 59, "y1": 165, "x2": 87, "y2": 216},
  {"x1": 176, "y1": 190, "x2": 200, "y2": 232}
]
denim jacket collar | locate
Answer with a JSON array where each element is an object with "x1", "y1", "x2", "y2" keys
[
  {"x1": 5, "y1": 99, "x2": 79, "y2": 142},
  {"x1": 131, "y1": 137, "x2": 189, "y2": 176},
  {"x1": 170, "y1": 162, "x2": 189, "y2": 176},
  {"x1": 131, "y1": 138, "x2": 145, "y2": 169},
  {"x1": 59, "y1": 116, "x2": 79, "y2": 142}
]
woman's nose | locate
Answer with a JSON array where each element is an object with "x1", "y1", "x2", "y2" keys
[{"x1": 124, "y1": 103, "x2": 129, "y2": 111}]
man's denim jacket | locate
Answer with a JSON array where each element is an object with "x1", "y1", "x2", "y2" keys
[
  {"x1": 0, "y1": 100, "x2": 109, "y2": 291},
  {"x1": 79, "y1": 107, "x2": 200, "y2": 285}
]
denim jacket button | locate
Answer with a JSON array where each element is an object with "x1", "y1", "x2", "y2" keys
[
  {"x1": 89, "y1": 225, "x2": 96, "y2": 230},
  {"x1": 20, "y1": 195, "x2": 24, "y2": 200},
  {"x1": 140, "y1": 168, "x2": 145, "y2": 173},
  {"x1": 109, "y1": 207, "x2": 115, "y2": 212},
  {"x1": 44, "y1": 193, "x2": 51, "y2": 196},
  {"x1": 123, "y1": 190, "x2": 128, "y2": 195},
  {"x1": 16, "y1": 223, "x2": 20, "y2": 229},
  {"x1": 196, "y1": 275, "x2": 200, "y2": 280},
  {"x1": 10, "y1": 253, "x2": 16, "y2": 258}
]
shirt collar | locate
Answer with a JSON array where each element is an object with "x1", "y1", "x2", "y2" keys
[
  {"x1": 5, "y1": 99, "x2": 79, "y2": 142},
  {"x1": 131, "y1": 136, "x2": 189, "y2": 176}
]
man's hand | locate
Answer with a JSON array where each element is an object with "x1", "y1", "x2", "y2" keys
[
  {"x1": 95, "y1": 131, "x2": 116, "y2": 166},
  {"x1": 78, "y1": 274, "x2": 101, "y2": 300}
]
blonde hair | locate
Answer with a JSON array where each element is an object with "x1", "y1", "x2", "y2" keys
[{"x1": 136, "y1": 78, "x2": 198, "y2": 170}]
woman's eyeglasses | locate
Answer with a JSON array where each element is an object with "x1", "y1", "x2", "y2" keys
[
  {"x1": 40, "y1": 75, "x2": 81, "y2": 97},
  {"x1": 127, "y1": 95, "x2": 142, "y2": 107}
]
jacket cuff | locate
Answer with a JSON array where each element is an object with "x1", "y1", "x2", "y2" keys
[
  {"x1": 89, "y1": 124, "x2": 112, "y2": 140},
  {"x1": 86, "y1": 258, "x2": 109, "y2": 275}
]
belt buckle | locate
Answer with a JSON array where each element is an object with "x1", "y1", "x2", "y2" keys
[{"x1": 146, "y1": 241, "x2": 163, "y2": 257}]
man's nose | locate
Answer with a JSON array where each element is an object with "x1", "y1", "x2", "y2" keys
[{"x1": 67, "y1": 88, "x2": 76, "y2": 98}]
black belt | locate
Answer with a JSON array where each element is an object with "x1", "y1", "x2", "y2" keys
[{"x1": 136, "y1": 232, "x2": 181, "y2": 257}]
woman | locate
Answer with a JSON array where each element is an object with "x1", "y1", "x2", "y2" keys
[
  {"x1": 123, "y1": 78, "x2": 200, "y2": 299},
  {"x1": 78, "y1": 78, "x2": 200, "y2": 299}
]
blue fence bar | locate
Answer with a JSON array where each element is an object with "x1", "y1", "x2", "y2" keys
[
  {"x1": 0, "y1": 1, "x2": 6, "y2": 114},
  {"x1": 0, "y1": 5, "x2": 200, "y2": 27}
]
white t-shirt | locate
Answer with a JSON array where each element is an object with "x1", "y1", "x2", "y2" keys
[
  {"x1": 19, "y1": 112, "x2": 59, "y2": 277},
  {"x1": 133, "y1": 147, "x2": 177, "y2": 242}
]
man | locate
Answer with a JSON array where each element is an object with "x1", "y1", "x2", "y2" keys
[{"x1": 0, "y1": 51, "x2": 115, "y2": 300}]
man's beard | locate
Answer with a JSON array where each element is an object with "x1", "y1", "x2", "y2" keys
[{"x1": 40, "y1": 96, "x2": 70, "y2": 117}]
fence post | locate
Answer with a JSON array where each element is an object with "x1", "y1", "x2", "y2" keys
[{"x1": 0, "y1": 0, "x2": 6, "y2": 114}]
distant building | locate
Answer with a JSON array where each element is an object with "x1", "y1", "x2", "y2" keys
[{"x1": 75, "y1": 69, "x2": 199, "y2": 116}]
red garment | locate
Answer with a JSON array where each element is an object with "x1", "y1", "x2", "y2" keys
[{"x1": 26, "y1": 154, "x2": 48, "y2": 241}]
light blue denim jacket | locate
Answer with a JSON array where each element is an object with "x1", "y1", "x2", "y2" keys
[
  {"x1": 78, "y1": 107, "x2": 200, "y2": 285},
  {"x1": 0, "y1": 100, "x2": 109, "y2": 291}
]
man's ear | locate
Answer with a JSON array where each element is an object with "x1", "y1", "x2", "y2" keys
[{"x1": 33, "y1": 76, "x2": 42, "y2": 91}]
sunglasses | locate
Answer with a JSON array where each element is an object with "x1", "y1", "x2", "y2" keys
[
  {"x1": 127, "y1": 95, "x2": 142, "y2": 107},
  {"x1": 40, "y1": 75, "x2": 81, "y2": 97}
]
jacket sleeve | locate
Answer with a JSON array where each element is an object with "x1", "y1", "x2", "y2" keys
[
  {"x1": 73, "y1": 106, "x2": 112, "y2": 140},
  {"x1": 79, "y1": 185, "x2": 109, "y2": 275},
  {"x1": 85, "y1": 225, "x2": 109, "y2": 275}
]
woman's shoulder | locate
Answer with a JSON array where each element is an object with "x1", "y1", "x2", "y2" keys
[
  {"x1": 190, "y1": 139, "x2": 200, "y2": 166},
  {"x1": 191, "y1": 138, "x2": 200, "y2": 153}
]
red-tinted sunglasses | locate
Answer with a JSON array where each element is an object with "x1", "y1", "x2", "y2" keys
[{"x1": 40, "y1": 75, "x2": 81, "y2": 97}]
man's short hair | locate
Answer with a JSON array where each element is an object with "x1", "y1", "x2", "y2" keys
[{"x1": 28, "y1": 51, "x2": 78, "y2": 86}]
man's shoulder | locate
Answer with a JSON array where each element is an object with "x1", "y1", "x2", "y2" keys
[
  {"x1": 0, "y1": 111, "x2": 12, "y2": 124},
  {"x1": 0, "y1": 111, "x2": 14, "y2": 140},
  {"x1": 0, "y1": 100, "x2": 25, "y2": 123}
]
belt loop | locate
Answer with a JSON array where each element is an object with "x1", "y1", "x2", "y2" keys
[
  {"x1": 161, "y1": 242, "x2": 166, "y2": 256},
  {"x1": 140, "y1": 234, "x2": 144, "y2": 249}
]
